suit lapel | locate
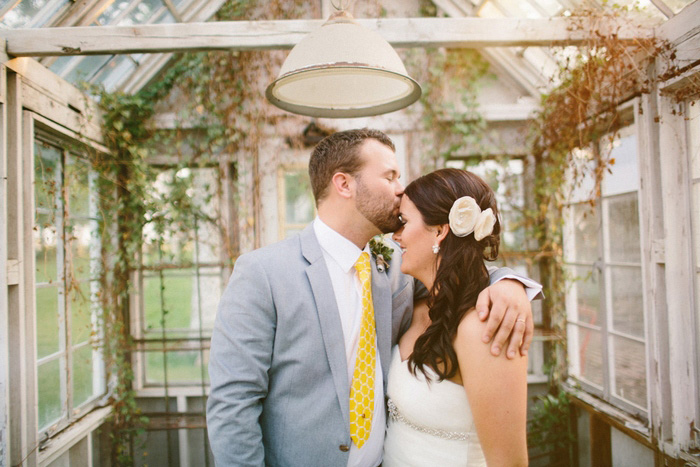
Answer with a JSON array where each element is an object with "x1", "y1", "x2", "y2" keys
[
  {"x1": 371, "y1": 254, "x2": 392, "y2": 384},
  {"x1": 300, "y1": 225, "x2": 350, "y2": 426}
]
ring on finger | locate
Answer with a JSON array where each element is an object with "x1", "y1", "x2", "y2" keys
[{"x1": 516, "y1": 318, "x2": 526, "y2": 324}]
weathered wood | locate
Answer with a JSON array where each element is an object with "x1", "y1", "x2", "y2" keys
[
  {"x1": 6, "y1": 69, "x2": 32, "y2": 467},
  {"x1": 37, "y1": 406, "x2": 111, "y2": 466},
  {"x1": 0, "y1": 17, "x2": 653, "y2": 57},
  {"x1": 0, "y1": 62, "x2": 8, "y2": 467},
  {"x1": 657, "y1": 94, "x2": 698, "y2": 451},
  {"x1": 636, "y1": 88, "x2": 672, "y2": 447},
  {"x1": 21, "y1": 110, "x2": 38, "y2": 467},
  {"x1": 5, "y1": 58, "x2": 103, "y2": 142}
]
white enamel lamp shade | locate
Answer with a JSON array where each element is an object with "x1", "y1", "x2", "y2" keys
[{"x1": 266, "y1": 11, "x2": 422, "y2": 118}]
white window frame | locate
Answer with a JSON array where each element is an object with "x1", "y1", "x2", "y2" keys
[
  {"x1": 29, "y1": 113, "x2": 108, "y2": 438},
  {"x1": 132, "y1": 163, "x2": 228, "y2": 391},
  {"x1": 565, "y1": 104, "x2": 651, "y2": 420},
  {"x1": 277, "y1": 164, "x2": 316, "y2": 241}
]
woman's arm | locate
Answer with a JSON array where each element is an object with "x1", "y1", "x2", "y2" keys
[{"x1": 455, "y1": 310, "x2": 529, "y2": 466}]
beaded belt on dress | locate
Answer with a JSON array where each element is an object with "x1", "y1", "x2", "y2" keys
[{"x1": 387, "y1": 398, "x2": 469, "y2": 441}]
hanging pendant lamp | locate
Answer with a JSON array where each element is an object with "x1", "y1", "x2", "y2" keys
[{"x1": 265, "y1": 9, "x2": 422, "y2": 118}]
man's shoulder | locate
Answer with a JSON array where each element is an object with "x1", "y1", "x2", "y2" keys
[{"x1": 234, "y1": 234, "x2": 308, "y2": 276}]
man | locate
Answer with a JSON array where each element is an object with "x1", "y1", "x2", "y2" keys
[{"x1": 207, "y1": 129, "x2": 541, "y2": 466}]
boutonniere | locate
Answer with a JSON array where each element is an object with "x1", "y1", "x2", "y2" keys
[{"x1": 369, "y1": 235, "x2": 394, "y2": 273}]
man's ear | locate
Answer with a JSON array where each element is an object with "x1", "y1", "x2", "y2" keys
[
  {"x1": 435, "y1": 223, "x2": 450, "y2": 246},
  {"x1": 330, "y1": 172, "x2": 354, "y2": 200}
]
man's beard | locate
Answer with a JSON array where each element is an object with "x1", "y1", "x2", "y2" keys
[{"x1": 355, "y1": 178, "x2": 402, "y2": 234}]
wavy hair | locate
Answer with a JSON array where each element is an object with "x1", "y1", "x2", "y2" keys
[{"x1": 405, "y1": 168, "x2": 501, "y2": 381}]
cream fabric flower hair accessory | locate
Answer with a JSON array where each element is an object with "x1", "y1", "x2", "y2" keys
[{"x1": 448, "y1": 196, "x2": 496, "y2": 240}]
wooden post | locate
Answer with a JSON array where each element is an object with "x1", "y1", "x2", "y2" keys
[{"x1": 657, "y1": 92, "x2": 698, "y2": 453}]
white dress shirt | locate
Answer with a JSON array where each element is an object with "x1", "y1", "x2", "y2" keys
[{"x1": 313, "y1": 218, "x2": 385, "y2": 467}]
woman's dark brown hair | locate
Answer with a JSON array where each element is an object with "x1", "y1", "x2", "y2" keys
[{"x1": 405, "y1": 168, "x2": 501, "y2": 381}]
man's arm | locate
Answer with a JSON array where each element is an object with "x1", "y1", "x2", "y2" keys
[
  {"x1": 411, "y1": 266, "x2": 542, "y2": 359},
  {"x1": 207, "y1": 253, "x2": 275, "y2": 467},
  {"x1": 478, "y1": 267, "x2": 543, "y2": 359}
]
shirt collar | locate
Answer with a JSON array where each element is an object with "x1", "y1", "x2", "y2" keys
[{"x1": 313, "y1": 217, "x2": 370, "y2": 273}]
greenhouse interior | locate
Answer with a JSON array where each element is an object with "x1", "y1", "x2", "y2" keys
[{"x1": 1, "y1": 0, "x2": 699, "y2": 465}]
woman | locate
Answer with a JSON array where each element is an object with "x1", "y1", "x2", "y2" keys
[{"x1": 383, "y1": 168, "x2": 528, "y2": 466}]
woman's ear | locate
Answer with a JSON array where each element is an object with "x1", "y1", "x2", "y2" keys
[
  {"x1": 435, "y1": 223, "x2": 450, "y2": 246},
  {"x1": 330, "y1": 172, "x2": 354, "y2": 199}
]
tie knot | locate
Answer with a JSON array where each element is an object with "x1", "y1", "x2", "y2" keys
[{"x1": 355, "y1": 252, "x2": 371, "y2": 274}]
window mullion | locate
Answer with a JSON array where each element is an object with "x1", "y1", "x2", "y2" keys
[
  {"x1": 600, "y1": 194, "x2": 613, "y2": 402},
  {"x1": 58, "y1": 149, "x2": 70, "y2": 420}
]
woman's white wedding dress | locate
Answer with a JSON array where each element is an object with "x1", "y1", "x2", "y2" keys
[{"x1": 383, "y1": 347, "x2": 486, "y2": 466}]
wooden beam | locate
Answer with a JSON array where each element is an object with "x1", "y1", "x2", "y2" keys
[{"x1": 0, "y1": 16, "x2": 652, "y2": 57}]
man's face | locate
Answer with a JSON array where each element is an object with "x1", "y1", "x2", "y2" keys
[{"x1": 353, "y1": 139, "x2": 404, "y2": 234}]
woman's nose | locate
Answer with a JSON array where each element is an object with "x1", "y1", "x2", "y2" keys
[{"x1": 393, "y1": 226, "x2": 404, "y2": 241}]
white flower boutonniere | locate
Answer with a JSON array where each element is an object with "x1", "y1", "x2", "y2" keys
[{"x1": 369, "y1": 235, "x2": 394, "y2": 273}]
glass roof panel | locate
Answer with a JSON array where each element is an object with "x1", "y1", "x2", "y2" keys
[
  {"x1": 97, "y1": 0, "x2": 131, "y2": 25},
  {"x1": 91, "y1": 55, "x2": 137, "y2": 91},
  {"x1": 0, "y1": 0, "x2": 68, "y2": 28},
  {"x1": 495, "y1": 0, "x2": 544, "y2": 18},
  {"x1": 663, "y1": 0, "x2": 696, "y2": 13},
  {"x1": 119, "y1": 0, "x2": 165, "y2": 26},
  {"x1": 529, "y1": 0, "x2": 565, "y2": 16},
  {"x1": 49, "y1": 55, "x2": 76, "y2": 75},
  {"x1": 478, "y1": 2, "x2": 504, "y2": 18},
  {"x1": 609, "y1": 0, "x2": 667, "y2": 20},
  {"x1": 153, "y1": 8, "x2": 174, "y2": 23},
  {"x1": 64, "y1": 55, "x2": 112, "y2": 83}
]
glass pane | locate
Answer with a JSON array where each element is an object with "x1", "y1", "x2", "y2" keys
[
  {"x1": 121, "y1": 0, "x2": 164, "y2": 25},
  {"x1": 1, "y1": 0, "x2": 49, "y2": 28},
  {"x1": 35, "y1": 212, "x2": 58, "y2": 284},
  {"x1": 92, "y1": 55, "x2": 137, "y2": 92},
  {"x1": 567, "y1": 148, "x2": 597, "y2": 203},
  {"x1": 689, "y1": 99, "x2": 699, "y2": 178},
  {"x1": 567, "y1": 265, "x2": 601, "y2": 327},
  {"x1": 284, "y1": 171, "x2": 314, "y2": 225},
  {"x1": 97, "y1": 0, "x2": 130, "y2": 24},
  {"x1": 609, "y1": 266, "x2": 645, "y2": 338},
  {"x1": 607, "y1": 193, "x2": 641, "y2": 263},
  {"x1": 145, "y1": 349, "x2": 209, "y2": 384},
  {"x1": 38, "y1": 358, "x2": 63, "y2": 430},
  {"x1": 70, "y1": 281, "x2": 93, "y2": 345},
  {"x1": 64, "y1": 55, "x2": 112, "y2": 84},
  {"x1": 142, "y1": 168, "x2": 221, "y2": 266},
  {"x1": 34, "y1": 141, "x2": 60, "y2": 212},
  {"x1": 602, "y1": 131, "x2": 639, "y2": 197},
  {"x1": 68, "y1": 220, "x2": 95, "y2": 281},
  {"x1": 36, "y1": 286, "x2": 60, "y2": 358},
  {"x1": 72, "y1": 344, "x2": 95, "y2": 407},
  {"x1": 144, "y1": 272, "x2": 193, "y2": 330},
  {"x1": 570, "y1": 325, "x2": 604, "y2": 387},
  {"x1": 48, "y1": 55, "x2": 74, "y2": 77},
  {"x1": 612, "y1": 336, "x2": 647, "y2": 408},
  {"x1": 153, "y1": 8, "x2": 173, "y2": 23},
  {"x1": 664, "y1": 0, "x2": 696, "y2": 14},
  {"x1": 464, "y1": 159, "x2": 525, "y2": 251},
  {"x1": 65, "y1": 156, "x2": 91, "y2": 218},
  {"x1": 568, "y1": 203, "x2": 599, "y2": 263}
]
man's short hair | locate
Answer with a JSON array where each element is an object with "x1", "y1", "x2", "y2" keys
[{"x1": 308, "y1": 128, "x2": 395, "y2": 203}]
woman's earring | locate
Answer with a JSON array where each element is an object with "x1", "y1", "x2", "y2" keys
[{"x1": 432, "y1": 244, "x2": 440, "y2": 254}]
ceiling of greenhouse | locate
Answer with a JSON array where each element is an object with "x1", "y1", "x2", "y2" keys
[{"x1": 0, "y1": 0, "x2": 696, "y2": 96}]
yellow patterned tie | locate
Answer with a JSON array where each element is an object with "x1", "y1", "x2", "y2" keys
[{"x1": 350, "y1": 252, "x2": 376, "y2": 448}]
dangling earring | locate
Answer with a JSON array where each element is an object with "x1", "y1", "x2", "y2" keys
[{"x1": 432, "y1": 244, "x2": 440, "y2": 254}]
